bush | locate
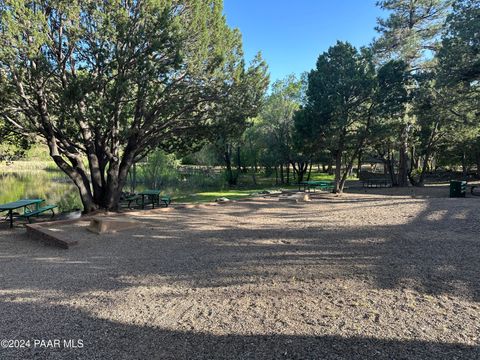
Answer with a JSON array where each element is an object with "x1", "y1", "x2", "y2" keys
[{"x1": 138, "y1": 150, "x2": 179, "y2": 189}]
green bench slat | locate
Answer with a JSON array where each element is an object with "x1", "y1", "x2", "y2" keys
[{"x1": 20, "y1": 205, "x2": 57, "y2": 218}]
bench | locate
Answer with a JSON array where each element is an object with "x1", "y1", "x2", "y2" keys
[
  {"x1": 20, "y1": 205, "x2": 57, "y2": 223},
  {"x1": 359, "y1": 171, "x2": 392, "y2": 188},
  {"x1": 160, "y1": 196, "x2": 171, "y2": 207},
  {"x1": 362, "y1": 178, "x2": 391, "y2": 188},
  {"x1": 471, "y1": 185, "x2": 480, "y2": 196},
  {"x1": 125, "y1": 195, "x2": 142, "y2": 208}
]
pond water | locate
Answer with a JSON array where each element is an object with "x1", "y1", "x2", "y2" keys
[{"x1": 0, "y1": 170, "x2": 82, "y2": 212}]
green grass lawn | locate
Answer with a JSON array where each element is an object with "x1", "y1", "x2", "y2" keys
[
  {"x1": 173, "y1": 189, "x2": 273, "y2": 203},
  {"x1": 170, "y1": 171, "x2": 360, "y2": 204}
]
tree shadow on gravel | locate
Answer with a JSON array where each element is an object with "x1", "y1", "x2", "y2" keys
[
  {"x1": 0, "y1": 299, "x2": 478, "y2": 360},
  {"x1": 0, "y1": 196, "x2": 479, "y2": 300}
]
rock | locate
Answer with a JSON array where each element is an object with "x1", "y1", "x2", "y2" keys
[
  {"x1": 215, "y1": 197, "x2": 230, "y2": 202},
  {"x1": 87, "y1": 216, "x2": 141, "y2": 234},
  {"x1": 260, "y1": 190, "x2": 282, "y2": 195},
  {"x1": 278, "y1": 193, "x2": 311, "y2": 203}
]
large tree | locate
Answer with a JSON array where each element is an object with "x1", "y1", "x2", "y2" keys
[
  {"x1": 435, "y1": 0, "x2": 480, "y2": 176},
  {"x1": 374, "y1": 0, "x2": 452, "y2": 186},
  {"x1": 299, "y1": 42, "x2": 376, "y2": 193},
  {"x1": 259, "y1": 75, "x2": 303, "y2": 184},
  {"x1": 213, "y1": 53, "x2": 269, "y2": 186},
  {"x1": 0, "y1": 0, "x2": 252, "y2": 212}
]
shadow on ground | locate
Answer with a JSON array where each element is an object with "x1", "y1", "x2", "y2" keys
[
  {"x1": 0, "y1": 195, "x2": 479, "y2": 299},
  {"x1": 0, "y1": 193, "x2": 479, "y2": 358},
  {"x1": 0, "y1": 299, "x2": 478, "y2": 360}
]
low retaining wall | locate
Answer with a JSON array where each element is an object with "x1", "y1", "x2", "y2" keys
[{"x1": 25, "y1": 219, "x2": 84, "y2": 249}]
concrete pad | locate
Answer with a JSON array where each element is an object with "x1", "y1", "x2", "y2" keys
[{"x1": 87, "y1": 216, "x2": 141, "y2": 234}]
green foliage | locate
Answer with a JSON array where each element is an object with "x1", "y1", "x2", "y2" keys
[
  {"x1": 260, "y1": 75, "x2": 303, "y2": 163},
  {"x1": 437, "y1": 0, "x2": 480, "y2": 84},
  {"x1": 0, "y1": 0, "x2": 262, "y2": 210},
  {"x1": 212, "y1": 52, "x2": 269, "y2": 186},
  {"x1": 375, "y1": 0, "x2": 452, "y2": 65},
  {"x1": 138, "y1": 150, "x2": 179, "y2": 189},
  {"x1": 298, "y1": 42, "x2": 376, "y2": 189}
]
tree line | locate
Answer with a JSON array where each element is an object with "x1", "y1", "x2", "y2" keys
[{"x1": 207, "y1": 0, "x2": 479, "y2": 193}]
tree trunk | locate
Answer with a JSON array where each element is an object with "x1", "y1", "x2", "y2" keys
[
  {"x1": 327, "y1": 156, "x2": 334, "y2": 175},
  {"x1": 476, "y1": 152, "x2": 480, "y2": 179},
  {"x1": 357, "y1": 149, "x2": 363, "y2": 178},
  {"x1": 398, "y1": 124, "x2": 410, "y2": 187},
  {"x1": 286, "y1": 162, "x2": 290, "y2": 185},
  {"x1": 418, "y1": 147, "x2": 433, "y2": 186},
  {"x1": 224, "y1": 143, "x2": 236, "y2": 186},
  {"x1": 236, "y1": 146, "x2": 242, "y2": 172},
  {"x1": 292, "y1": 161, "x2": 309, "y2": 183},
  {"x1": 334, "y1": 148, "x2": 343, "y2": 193}
]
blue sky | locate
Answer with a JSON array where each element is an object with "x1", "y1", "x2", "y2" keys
[{"x1": 223, "y1": 0, "x2": 386, "y2": 83}]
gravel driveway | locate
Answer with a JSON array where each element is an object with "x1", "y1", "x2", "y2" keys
[{"x1": 0, "y1": 190, "x2": 479, "y2": 359}]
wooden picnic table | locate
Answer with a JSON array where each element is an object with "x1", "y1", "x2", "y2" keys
[{"x1": 0, "y1": 199, "x2": 43, "y2": 228}]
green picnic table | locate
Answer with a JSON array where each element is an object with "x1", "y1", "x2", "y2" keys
[
  {"x1": 0, "y1": 199, "x2": 44, "y2": 228},
  {"x1": 298, "y1": 181, "x2": 334, "y2": 192},
  {"x1": 137, "y1": 190, "x2": 171, "y2": 209}
]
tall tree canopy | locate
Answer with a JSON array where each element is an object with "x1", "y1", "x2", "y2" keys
[
  {"x1": 374, "y1": 0, "x2": 453, "y2": 186},
  {"x1": 0, "y1": 0, "x2": 262, "y2": 211},
  {"x1": 375, "y1": 0, "x2": 453, "y2": 66},
  {"x1": 298, "y1": 42, "x2": 376, "y2": 193},
  {"x1": 437, "y1": 0, "x2": 480, "y2": 84}
]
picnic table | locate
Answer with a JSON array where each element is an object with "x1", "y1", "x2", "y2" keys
[
  {"x1": 0, "y1": 199, "x2": 44, "y2": 228},
  {"x1": 299, "y1": 180, "x2": 335, "y2": 192},
  {"x1": 136, "y1": 190, "x2": 171, "y2": 209},
  {"x1": 138, "y1": 190, "x2": 160, "y2": 209}
]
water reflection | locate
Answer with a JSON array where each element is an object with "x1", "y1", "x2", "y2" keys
[{"x1": 0, "y1": 171, "x2": 82, "y2": 212}]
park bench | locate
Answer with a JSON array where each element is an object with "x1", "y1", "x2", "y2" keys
[
  {"x1": 19, "y1": 205, "x2": 57, "y2": 223},
  {"x1": 299, "y1": 180, "x2": 335, "y2": 192}
]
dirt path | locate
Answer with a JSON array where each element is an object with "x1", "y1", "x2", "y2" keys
[{"x1": 0, "y1": 191, "x2": 479, "y2": 359}]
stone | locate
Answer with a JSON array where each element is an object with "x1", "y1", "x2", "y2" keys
[
  {"x1": 278, "y1": 193, "x2": 311, "y2": 203},
  {"x1": 87, "y1": 216, "x2": 141, "y2": 234}
]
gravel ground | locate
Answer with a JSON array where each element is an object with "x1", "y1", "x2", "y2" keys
[{"x1": 0, "y1": 187, "x2": 479, "y2": 359}]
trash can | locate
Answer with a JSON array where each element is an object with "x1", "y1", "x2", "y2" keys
[{"x1": 450, "y1": 180, "x2": 466, "y2": 198}]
